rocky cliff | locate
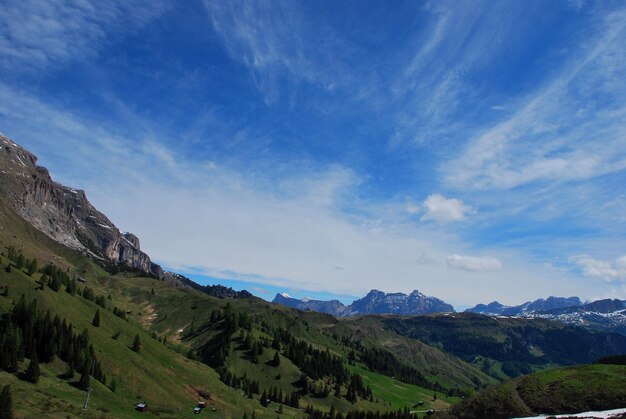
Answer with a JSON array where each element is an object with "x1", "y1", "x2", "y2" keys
[{"x1": 0, "y1": 134, "x2": 163, "y2": 278}]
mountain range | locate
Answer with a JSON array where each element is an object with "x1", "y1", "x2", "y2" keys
[
  {"x1": 466, "y1": 296, "x2": 626, "y2": 335},
  {"x1": 465, "y1": 296, "x2": 584, "y2": 316},
  {"x1": 273, "y1": 289, "x2": 454, "y2": 317},
  {"x1": 275, "y1": 290, "x2": 626, "y2": 335}
]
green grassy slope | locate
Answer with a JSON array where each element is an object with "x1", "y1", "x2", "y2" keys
[
  {"x1": 338, "y1": 315, "x2": 495, "y2": 389},
  {"x1": 0, "y1": 255, "x2": 302, "y2": 418},
  {"x1": 441, "y1": 364, "x2": 626, "y2": 419},
  {"x1": 382, "y1": 313, "x2": 626, "y2": 378}
]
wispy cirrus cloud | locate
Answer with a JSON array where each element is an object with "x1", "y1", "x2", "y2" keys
[
  {"x1": 0, "y1": 0, "x2": 167, "y2": 73},
  {"x1": 443, "y1": 8, "x2": 626, "y2": 190},
  {"x1": 204, "y1": 0, "x2": 352, "y2": 102},
  {"x1": 391, "y1": 0, "x2": 530, "y2": 145}
]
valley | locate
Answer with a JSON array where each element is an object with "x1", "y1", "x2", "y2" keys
[{"x1": 1, "y1": 138, "x2": 625, "y2": 419}]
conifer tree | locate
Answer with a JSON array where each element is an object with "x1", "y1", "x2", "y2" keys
[
  {"x1": 0, "y1": 385, "x2": 13, "y2": 419},
  {"x1": 272, "y1": 350, "x2": 280, "y2": 367},
  {"x1": 92, "y1": 310, "x2": 100, "y2": 327},
  {"x1": 26, "y1": 259, "x2": 38, "y2": 276},
  {"x1": 15, "y1": 254, "x2": 24, "y2": 270},
  {"x1": 78, "y1": 368, "x2": 90, "y2": 390},
  {"x1": 132, "y1": 334, "x2": 142, "y2": 352},
  {"x1": 25, "y1": 354, "x2": 40, "y2": 384}
]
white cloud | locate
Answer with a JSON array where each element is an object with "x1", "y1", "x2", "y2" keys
[
  {"x1": 0, "y1": 0, "x2": 166, "y2": 72},
  {"x1": 447, "y1": 254, "x2": 502, "y2": 272},
  {"x1": 570, "y1": 254, "x2": 626, "y2": 281},
  {"x1": 419, "y1": 194, "x2": 475, "y2": 223}
]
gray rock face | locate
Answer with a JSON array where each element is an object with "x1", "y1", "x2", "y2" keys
[
  {"x1": 0, "y1": 134, "x2": 163, "y2": 278},
  {"x1": 272, "y1": 289, "x2": 454, "y2": 317}
]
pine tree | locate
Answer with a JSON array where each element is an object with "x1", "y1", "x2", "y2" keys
[
  {"x1": 260, "y1": 390, "x2": 269, "y2": 407},
  {"x1": 92, "y1": 310, "x2": 100, "y2": 327},
  {"x1": 25, "y1": 354, "x2": 40, "y2": 384},
  {"x1": 272, "y1": 350, "x2": 280, "y2": 367},
  {"x1": 26, "y1": 259, "x2": 38, "y2": 276},
  {"x1": 15, "y1": 254, "x2": 24, "y2": 270},
  {"x1": 78, "y1": 368, "x2": 90, "y2": 390},
  {"x1": 334, "y1": 381, "x2": 341, "y2": 398},
  {"x1": 132, "y1": 334, "x2": 142, "y2": 352},
  {"x1": 65, "y1": 361, "x2": 74, "y2": 379},
  {"x1": 0, "y1": 385, "x2": 13, "y2": 419}
]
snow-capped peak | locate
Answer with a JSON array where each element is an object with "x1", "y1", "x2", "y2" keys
[{"x1": 279, "y1": 292, "x2": 292, "y2": 299}]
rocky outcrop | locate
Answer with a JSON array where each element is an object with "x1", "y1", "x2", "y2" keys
[{"x1": 0, "y1": 134, "x2": 163, "y2": 278}]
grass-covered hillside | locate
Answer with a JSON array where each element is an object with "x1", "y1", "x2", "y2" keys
[
  {"x1": 441, "y1": 363, "x2": 626, "y2": 419},
  {"x1": 382, "y1": 313, "x2": 626, "y2": 379}
]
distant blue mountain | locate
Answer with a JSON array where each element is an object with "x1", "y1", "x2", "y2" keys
[
  {"x1": 272, "y1": 289, "x2": 454, "y2": 317},
  {"x1": 466, "y1": 296, "x2": 582, "y2": 316}
]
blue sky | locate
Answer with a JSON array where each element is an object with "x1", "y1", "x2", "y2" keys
[{"x1": 1, "y1": 0, "x2": 626, "y2": 308}]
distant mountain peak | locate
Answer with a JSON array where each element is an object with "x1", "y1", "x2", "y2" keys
[{"x1": 274, "y1": 288, "x2": 454, "y2": 317}]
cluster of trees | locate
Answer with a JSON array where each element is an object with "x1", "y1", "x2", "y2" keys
[
  {"x1": 360, "y1": 347, "x2": 445, "y2": 393},
  {"x1": 39, "y1": 263, "x2": 71, "y2": 292},
  {"x1": 196, "y1": 304, "x2": 254, "y2": 367},
  {"x1": 218, "y1": 369, "x2": 301, "y2": 408},
  {"x1": 195, "y1": 304, "x2": 379, "y2": 406},
  {"x1": 271, "y1": 327, "x2": 349, "y2": 383},
  {"x1": 0, "y1": 296, "x2": 106, "y2": 389},
  {"x1": 4, "y1": 246, "x2": 37, "y2": 277},
  {"x1": 260, "y1": 387, "x2": 300, "y2": 408},
  {"x1": 304, "y1": 406, "x2": 415, "y2": 419},
  {"x1": 596, "y1": 354, "x2": 626, "y2": 365}
]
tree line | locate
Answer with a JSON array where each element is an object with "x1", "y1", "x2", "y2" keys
[{"x1": 0, "y1": 295, "x2": 106, "y2": 390}]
